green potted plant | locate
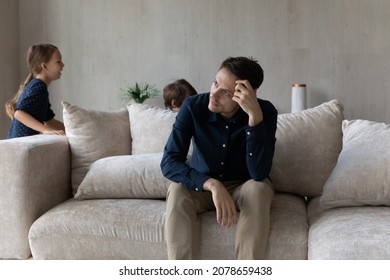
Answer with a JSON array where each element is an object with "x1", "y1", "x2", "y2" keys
[{"x1": 120, "y1": 82, "x2": 159, "y2": 104}]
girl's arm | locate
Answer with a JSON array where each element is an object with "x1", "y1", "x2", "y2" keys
[
  {"x1": 14, "y1": 110, "x2": 65, "y2": 135},
  {"x1": 45, "y1": 118, "x2": 65, "y2": 132}
]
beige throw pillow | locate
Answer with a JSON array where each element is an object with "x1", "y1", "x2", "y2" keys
[
  {"x1": 320, "y1": 119, "x2": 390, "y2": 208},
  {"x1": 270, "y1": 100, "x2": 344, "y2": 197},
  {"x1": 75, "y1": 153, "x2": 170, "y2": 199},
  {"x1": 62, "y1": 102, "x2": 131, "y2": 194},
  {"x1": 128, "y1": 103, "x2": 176, "y2": 155}
]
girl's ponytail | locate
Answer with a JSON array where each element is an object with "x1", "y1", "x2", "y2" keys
[{"x1": 5, "y1": 73, "x2": 33, "y2": 119}]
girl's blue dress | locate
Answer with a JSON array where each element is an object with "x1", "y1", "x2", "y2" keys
[{"x1": 7, "y1": 78, "x2": 55, "y2": 139}]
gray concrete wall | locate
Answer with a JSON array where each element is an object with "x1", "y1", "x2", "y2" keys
[
  {"x1": 2, "y1": 0, "x2": 390, "y2": 138},
  {"x1": 0, "y1": 0, "x2": 19, "y2": 139}
]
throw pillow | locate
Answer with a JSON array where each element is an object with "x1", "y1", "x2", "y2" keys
[
  {"x1": 75, "y1": 153, "x2": 171, "y2": 199},
  {"x1": 128, "y1": 103, "x2": 177, "y2": 155},
  {"x1": 320, "y1": 119, "x2": 390, "y2": 208},
  {"x1": 269, "y1": 100, "x2": 344, "y2": 197},
  {"x1": 62, "y1": 102, "x2": 131, "y2": 194}
]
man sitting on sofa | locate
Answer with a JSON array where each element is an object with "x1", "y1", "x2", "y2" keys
[{"x1": 160, "y1": 56, "x2": 278, "y2": 259}]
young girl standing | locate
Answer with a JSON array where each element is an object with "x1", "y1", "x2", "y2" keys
[{"x1": 6, "y1": 44, "x2": 65, "y2": 139}]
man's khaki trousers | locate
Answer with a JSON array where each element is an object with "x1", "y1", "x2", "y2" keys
[{"x1": 165, "y1": 179, "x2": 274, "y2": 259}]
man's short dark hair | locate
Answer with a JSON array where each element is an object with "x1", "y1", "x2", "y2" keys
[{"x1": 219, "y1": 57, "x2": 264, "y2": 89}]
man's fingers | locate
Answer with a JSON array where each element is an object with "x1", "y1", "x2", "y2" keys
[
  {"x1": 216, "y1": 206, "x2": 222, "y2": 224},
  {"x1": 236, "y1": 80, "x2": 252, "y2": 90},
  {"x1": 228, "y1": 205, "x2": 238, "y2": 227},
  {"x1": 220, "y1": 202, "x2": 238, "y2": 228}
]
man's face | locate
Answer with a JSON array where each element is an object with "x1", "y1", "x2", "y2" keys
[{"x1": 208, "y1": 67, "x2": 240, "y2": 120}]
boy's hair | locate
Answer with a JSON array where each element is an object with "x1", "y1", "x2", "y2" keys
[
  {"x1": 219, "y1": 57, "x2": 264, "y2": 90},
  {"x1": 5, "y1": 44, "x2": 58, "y2": 119},
  {"x1": 163, "y1": 79, "x2": 197, "y2": 109}
]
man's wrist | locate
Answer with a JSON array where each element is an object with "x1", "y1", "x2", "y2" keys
[
  {"x1": 248, "y1": 113, "x2": 263, "y2": 126},
  {"x1": 247, "y1": 105, "x2": 264, "y2": 126},
  {"x1": 203, "y1": 178, "x2": 220, "y2": 192}
]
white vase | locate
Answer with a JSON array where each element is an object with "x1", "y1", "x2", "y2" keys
[{"x1": 291, "y1": 84, "x2": 307, "y2": 113}]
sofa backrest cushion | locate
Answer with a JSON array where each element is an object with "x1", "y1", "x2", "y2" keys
[
  {"x1": 320, "y1": 119, "x2": 390, "y2": 208},
  {"x1": 75, "y1": 153, "x2": 171, "y2": 199},
  {"x1": 64, "y1": 99, "x2": 343, "y2": 198},
  {"x1": 62, "y1": 102, "x2": 131, "y2": 194},
  {"x1": 270, "y1": 100, "x2": 344, "y2": 197},
  {"x1": 127, "y1": 103, "x2": 177, "y2": 155}
]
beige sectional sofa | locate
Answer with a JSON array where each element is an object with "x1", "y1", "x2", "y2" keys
[{"x1": 1, "y1": 99, "x2": 390, "y2": 260}]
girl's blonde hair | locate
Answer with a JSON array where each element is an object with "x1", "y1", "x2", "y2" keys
[{"x1": 5, "y1": 44, "x2": 58, "y2": 119}]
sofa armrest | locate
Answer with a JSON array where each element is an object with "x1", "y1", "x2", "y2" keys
[{"x1": 0, "y1": 135, "x2": 71, "y2": 259}]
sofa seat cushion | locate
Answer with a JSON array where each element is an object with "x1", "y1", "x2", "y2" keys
[
  {"x1": 266, "y1": 193, "x2": 308, "y2": 260},
  {"x1": 29, "y1": 193, "x2": 308, "y2": 260},
  {"x1": 200, "y1": 192, "x2": 308, "y2": 260},
  {"x1": 29, "y1": 198, "x2": 168, "y2": 260},
  {"x1": 308, "y1": 197, "x2": 390, "y2": 259}
]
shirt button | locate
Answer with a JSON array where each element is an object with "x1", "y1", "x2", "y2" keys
[
  {"x1": 225, "y1": 125, "x2": 229, "y2": 129},
  {"x1": 222, "y1": 144, "x2": 226, "y2": 148},
  {"x1": 249, "y1": 152, "x2": 253, "y2": 156},
  {"x1": 195, "y1": 188, "x2": 199, "y2": 191},
  {"x1": 220, "y1": 162, "x2": 224, "y2": 165},
  {"x1": 247, "y1": 131, "x2": 251, "y2": 135}
]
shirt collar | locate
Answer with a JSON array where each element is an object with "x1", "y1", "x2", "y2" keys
[{"x1": 206, "y1": 107, "x2": 247, "y2": 125}]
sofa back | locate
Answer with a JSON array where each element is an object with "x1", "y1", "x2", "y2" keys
[
  {"x1": 127, "y1": 100, "x2": 343, "y2": 198},
  {"x1": 63, "y1": 100, "x2": 343, "y2": 197}
]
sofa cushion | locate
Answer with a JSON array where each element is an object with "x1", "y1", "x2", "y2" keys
[
  {"x1": 29, "y1": 193, "x2": 308, "y2": 260},
  {"x1": 28, "y1": 199, "x2": 168, "y2": 260},
  {"x1": 62, "y1": 102, "x2": 131, "y2": 194},
  {"x1": 320, "y1": 119, "x2": 390, "y2": 208},
  {"x1": 75, "y1": 153, "x2": 171, "y2": 199},
  {"x1": 128, "y1": 103, "x2": 176, "y2": 155},
  {"x1": 270, "y1": 100, "x2": 344, "y2": 197},
  {"x1": 265, "y1": 193, "x2": 308, "y2": 260},
  {"x1": 308, "y1": 197, "x2": 390, "y2": 259}
]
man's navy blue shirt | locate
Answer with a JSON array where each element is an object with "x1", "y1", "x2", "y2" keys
[
  {"x1": 160, "y1": 93, "x2": 278, "y2": 192},
  {"x1": 7, "y1": 78, "x2": 55, "y2": 139}
]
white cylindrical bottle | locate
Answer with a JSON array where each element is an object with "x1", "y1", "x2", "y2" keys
[{"x1": 291, "y1": 84, "x2": 307, "y2": 113}]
